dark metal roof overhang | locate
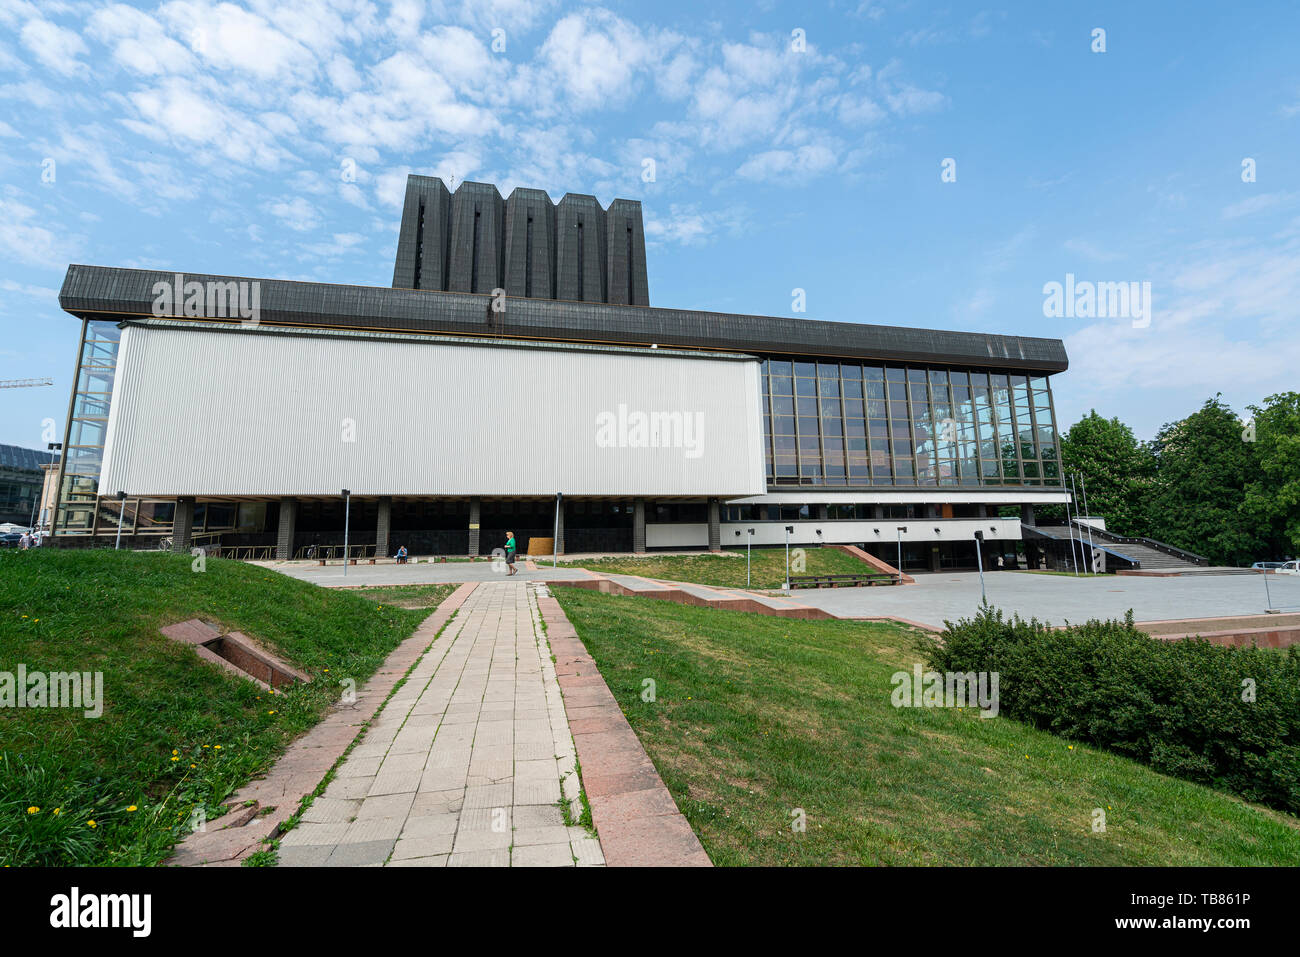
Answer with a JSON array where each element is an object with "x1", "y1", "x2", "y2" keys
[{"x1": 58, "y1": 264, "x2": 1069, "y2": 373}]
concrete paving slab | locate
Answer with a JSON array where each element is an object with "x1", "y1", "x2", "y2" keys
[{"x1": 274, "y1": 580, "x2": 605, "y2": 868}]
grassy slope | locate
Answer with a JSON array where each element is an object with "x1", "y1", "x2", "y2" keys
[
  {"x1": 0, "y1": 550, "x2": 451, "y2": 866},
  {"x1": 559, "y1": 547, "x2": 874, "y2": 589},
  {"x1": 553, "y1": 588, "x2": 1300, "y2": 866}
]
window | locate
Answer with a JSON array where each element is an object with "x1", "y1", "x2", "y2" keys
[{"x1": 758, "y1": 357, "x2": 1062, "y2": 488}]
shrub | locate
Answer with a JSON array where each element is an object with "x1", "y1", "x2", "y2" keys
[{"x1": 926, "y1": 605, "x2": 1300, "y2": 814}]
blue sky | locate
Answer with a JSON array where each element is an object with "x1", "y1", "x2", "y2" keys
[{"x1": 2, "y1": 0, "x2": 1298, "y2": 449}]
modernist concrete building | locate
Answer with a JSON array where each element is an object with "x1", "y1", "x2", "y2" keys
[{"x1": 49, "y1": 175, "x2": 1070, "y2": 571}]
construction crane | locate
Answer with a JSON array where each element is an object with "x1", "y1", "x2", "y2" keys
[{"x1": 0, "y1": 378, "x2": 53, "y2": 389}]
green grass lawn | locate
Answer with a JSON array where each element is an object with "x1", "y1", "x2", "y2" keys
[
  {"x1": 351, "y1": 583, "x2": 459, "y2": 609},
  {"x1": 552, "y1": 588, "x2": 1300, "y2": 865},
  {"x1": 558, "y1": 546, "x2": 876, "y2": 589},
  {"x1": 0, "y1": 550, "x2": 451, "y2": 866}
]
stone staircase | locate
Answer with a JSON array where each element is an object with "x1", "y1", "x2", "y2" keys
[{"x1": 1030, "y1": 525, "x2": 1203, "y2": 571}]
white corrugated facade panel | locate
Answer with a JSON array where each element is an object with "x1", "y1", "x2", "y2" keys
[{"x1": 99, "y1": 324, "x2": 766, "y2": 498}]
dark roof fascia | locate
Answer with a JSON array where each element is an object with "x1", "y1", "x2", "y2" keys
[{"x1": 59, "y1": 264, "x2": 1069, "y2": 373}]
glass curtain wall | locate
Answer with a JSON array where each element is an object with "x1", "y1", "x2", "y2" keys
[
  {"x1": 760, "y1": 357, "x2": 1062, "y2": 488},
  {"x1": 56, "y1": 321, "x2": 121, "y2": 533}
]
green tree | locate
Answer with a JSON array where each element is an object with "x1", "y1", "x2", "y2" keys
[
  {"x1": 1039, "y1": 410, "x2": 1155, "y2": 533},
  {"x1": 1146, "y1": 395, "x2": 1262, "y2": 566},
  {"x1": 1243, "y1": 392, "x2": 1300, "y2": 560}
]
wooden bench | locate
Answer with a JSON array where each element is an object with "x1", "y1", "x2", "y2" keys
[{"x1": 788, "y1": 573, "x2": 900, "y2": 588}]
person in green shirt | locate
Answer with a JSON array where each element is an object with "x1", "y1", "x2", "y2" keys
[{"x1": 505, "y1": 532, "x2": 517, "y2": 575}]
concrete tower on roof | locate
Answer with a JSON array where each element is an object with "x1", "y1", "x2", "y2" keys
[{"x1": 392, "y1": 175, "x2": 649, "y2": 306}]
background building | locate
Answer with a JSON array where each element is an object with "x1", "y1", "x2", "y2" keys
[
  {"x1": 50, "y1": 176, "x2": 1069, "y2": 571},
  {"x1": 0, "y1": 443, "x2": 55, "y2": 528}
]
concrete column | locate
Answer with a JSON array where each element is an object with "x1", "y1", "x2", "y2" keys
[
  {"x1": 172, "y1": 497, "x2": 194, "y2": 554},
  {"x1": 633, "y1": 498, "x2": 646, "y2": 553},
  {"x1": 554, "y1": 500, "x2": 565, "y2": 555},
  {"x1": 1020, "y1": 503, "x2": 1036, "y2": 526},
  {"x1": 816, "y1": 503, "x2": 829, "y2": 520},
  {"x1": 707, "y1": 498, "x2": 721, "y2": 552},
  {"x1": 276, "y1": 497, "x2": 297, "y2": 560},
  {"x1": 376, "y1": 496, "x2": 392, "y2": 557},
  {"x1": 929, "y1": 544, "x2": 941, "y2": 571},
  {"x1": 468, "y1": 497, "x2": 481, "y2": 556}
]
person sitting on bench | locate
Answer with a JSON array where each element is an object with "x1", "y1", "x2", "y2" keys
[{"x1": 396, "y1": 545, "x2": 408, "y2": 564}]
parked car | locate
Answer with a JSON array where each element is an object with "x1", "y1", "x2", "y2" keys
[
  {"x1": 1278, "y1": 561, "x2": 1300, "y2": 576},
  {"x1": 0, "y1": 533, "x2": 24, "y2": 548},
  {"x1": 1252, "y1": 561, "x2": 1285, "y2": 569}
]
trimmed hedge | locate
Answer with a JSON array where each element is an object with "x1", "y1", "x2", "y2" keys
[{"x1": 926, "y1": 605, "x2": 1300, "y2": 815}]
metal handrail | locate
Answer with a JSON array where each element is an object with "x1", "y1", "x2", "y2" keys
[
  {"x1": 1070, "y1": 520, "x2": 1208, "y2": 565},
  {"x1": 1021, "y1": 524, "x2": 1141, "y2": 568},
  {"x1": 206, "y1": 544, "x2": 278, "y2": 561},
  {"x1": 294, "y1": 543, "x2": 377, "y2": 561}
]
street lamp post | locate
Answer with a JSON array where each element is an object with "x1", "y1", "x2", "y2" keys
[
  {"x1": 341, "y1": 489, "x2": 351, "y2": 577},
  {"x1": 974, "y1": 530, "x2": 987, "y2": 604},
  {"x1": 114, "y1": 490, "x2": 127, "y2": 550},
  {"x1": 736, "y1": 528, "x2": 755, "y2": 587},
  {"x1": 553, "y1": 492, "x2": 563, "y2": 568},
  {"x1": 896, "y1": 526, "x2": 908, "y2": 576},
  {"x1": 44, "y1": 442, "x2": 61, "y2": 534},
  {"x1": 784, "y1": 525, "x2": 794, "y2": 589}
]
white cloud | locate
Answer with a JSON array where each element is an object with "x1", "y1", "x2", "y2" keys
[
  {"x1": 1221, "y1": 191, "x2": 1298, "y2": 220},
  {"x1": 123, "y1": 76, "x2": 296, "y2": 169},
  {"x1": 1063, "y1": 238, "x2": 1121, "y2": 263},
  {"x1": 89, "y1": 4, "x2": 194, "y2": 76},
  {"x1": 0, "y1": 277, "x2": 57, "y2": 298},
  {"x1": 1057, "y1": 231, "x2": 1300, "y2": 436},
  {"x1": 300, "y1": 231, "x2": 366, "y2": 258},
  {"x1": 0, "y1": 193, "x2": 72, "y2": 268},
  {"x1": 159, "y1": 1, "x2": 316, "y2": 83},
  {"x1": 538, "y1": 9, "x2": 666, "y2": 110},
  {"x1": 644, "y1": 202, "x2": 746, "y2": 246},
  {"x1": 19, "y1": 18, "x2": 87, "y2": 75},
  {"x1": 737, "y1": 143, "x2": 838, "y2": 182},
  {"x1": 265, "y1": 195, "x2": 321, "y2": 231},
  {"x1": 429, "y1": 0, "x2": 559, "y2": 33}
]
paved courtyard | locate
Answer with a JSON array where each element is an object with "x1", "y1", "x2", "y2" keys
[
  {"x1": 276, "y1": 580, "x2": 603, "y2": 867},
  {"x1": 788, "y1": 570, "x2": 1300, "y2": 628},
  {"x1": 268, "y1": 559, "x2": 593, "y2": 588}
]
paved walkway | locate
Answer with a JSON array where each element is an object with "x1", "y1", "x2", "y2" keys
[{"x1": 277, "y1": 580, "x2": 603, "y2": 867}]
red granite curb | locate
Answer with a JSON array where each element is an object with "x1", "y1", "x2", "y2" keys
[
  {"x1": 168, "y1": 581, "x2": 478, "y2": 866},
  {"x1": 536, "y1": 591, "x2": 712, "y2": 868}
]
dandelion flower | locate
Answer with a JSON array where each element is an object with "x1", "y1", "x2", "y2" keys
[
  {"x1": 268, "y1": 710, "x2": 276, "y2": 715},
  {"x1": 87, "y1": 820, "x2": 97, "y2": 828},
  {"x1": 170, "y1": 756, "x2": 179, "y2": 762},
  {"x1": 26, "y1": 806, "x2": 39, "y2": 815},
  {"x1": 214, "y1": 745, "x2": 222, "y2": 750},
  {"x1": 127, "y1": 806, "x2": 138, "y2": 812}
]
